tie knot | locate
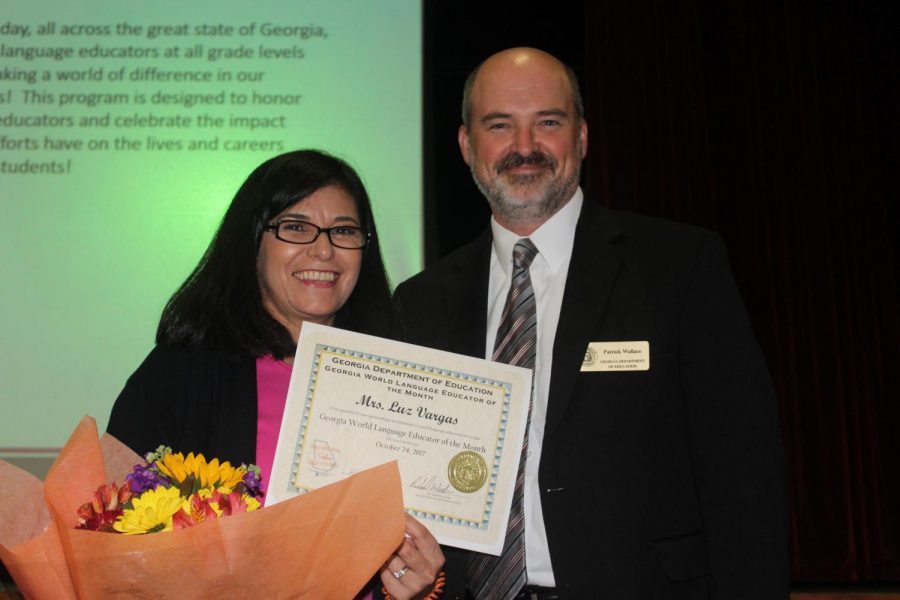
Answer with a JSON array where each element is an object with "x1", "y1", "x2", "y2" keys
[{"x1": 512, "y1": 238, "x2": 538, "y2": 270}]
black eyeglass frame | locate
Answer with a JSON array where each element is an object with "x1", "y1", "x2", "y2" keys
[{"x1": 262, "y1": 219, "x2": 371, "y2": 250}]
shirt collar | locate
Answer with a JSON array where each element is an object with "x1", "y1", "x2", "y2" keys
[{"x1": 491, "y1": 187, "x2": 583, "y2": 277}]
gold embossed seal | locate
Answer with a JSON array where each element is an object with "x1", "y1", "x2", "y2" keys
[{"x1": 447, "y1": 450, "x2": 488, "y2": 493}]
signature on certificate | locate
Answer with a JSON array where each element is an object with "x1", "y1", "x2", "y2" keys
[{"x1": 409, "y1": 474, "x2": 453, "y2": 496}]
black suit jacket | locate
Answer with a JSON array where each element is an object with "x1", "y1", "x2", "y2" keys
[{"x1": 393, "y1": 200, "x2": 789, "y2": 599}]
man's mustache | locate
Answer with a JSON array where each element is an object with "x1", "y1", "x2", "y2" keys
[{"x1": 495, "y1": 151, "x2": 557, "y2": 174}]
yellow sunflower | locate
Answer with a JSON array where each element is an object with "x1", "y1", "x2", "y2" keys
[
  {"x1": 201, "y1": 457, "x2": 246, "y2": 492},
  {"x1": 114, "y1": 486, "x2": 184, "y2": 535},
  {"x1": 156, "y1": 452, "x2": 246, "y2": 492}
]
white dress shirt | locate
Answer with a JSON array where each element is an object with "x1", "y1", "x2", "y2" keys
[{"x1": 485, "y1": 188, "x2": 583, "y2": 587}]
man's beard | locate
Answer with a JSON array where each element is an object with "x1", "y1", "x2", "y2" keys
[{"x1": 471, "y1": 149, "x2": 581, "y2": 226}]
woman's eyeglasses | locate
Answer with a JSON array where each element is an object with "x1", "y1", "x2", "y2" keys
[{"x1": 263, "y1": 220, "x2": 369, "y2": 250}]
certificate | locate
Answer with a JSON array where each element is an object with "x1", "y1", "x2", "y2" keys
[{"x1": 266, "y1": 323, "x2": 531, "y2": 555}]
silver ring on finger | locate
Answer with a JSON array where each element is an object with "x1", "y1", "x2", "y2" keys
[{"x1": 393, "y1": 566, "x2": 409, "y2": 579}]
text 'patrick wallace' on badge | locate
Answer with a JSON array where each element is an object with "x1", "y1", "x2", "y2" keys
[{"x1": 581, "y1": 341, "x2": 650, "y2": 372}]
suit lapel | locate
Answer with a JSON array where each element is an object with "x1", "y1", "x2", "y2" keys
[
  {"x1": 545, "y1": 202, "x2": 623, "y2": 440},
  {"x1": 444, "y1": 229, "x2": 492, "y2": 359}
]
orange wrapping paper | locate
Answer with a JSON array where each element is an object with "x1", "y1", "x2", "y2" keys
[{"x1": 0, "y1": 417, "x2": 405, "y2": 599}]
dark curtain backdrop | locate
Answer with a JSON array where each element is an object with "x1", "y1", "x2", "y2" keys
[{"x1": 425, "y1": 0, "x2": 899, "y2": 584}]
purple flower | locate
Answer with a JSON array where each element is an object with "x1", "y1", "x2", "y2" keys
[
  {"x1": 126, "y1": 463, "x2": 166, "y2": 494},
  {"x1": 242, "y1": 470, "x2": 264, "y2": 498}
]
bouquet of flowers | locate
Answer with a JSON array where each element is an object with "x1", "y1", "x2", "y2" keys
[
  {"x1": 0, "y1": 417, "x2": 405, "y2": 599},
  {"x1": 76, "y1": 446, "x2": 263, "y2": 535}
]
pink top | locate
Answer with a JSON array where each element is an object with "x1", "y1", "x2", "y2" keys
[
  {"x1": 255, "y1": 355, "x2": 292, "y2": 501},
  {"x1": 255, "y1": 356, "x2": 374, "y2": 600}
]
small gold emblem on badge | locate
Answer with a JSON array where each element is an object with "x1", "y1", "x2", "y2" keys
[
  {"x1": 583, "y1": 346, "x2": 598, "y2": 368},
  {"x1": 447, "y1": 451, "x2": 488, "y2": 493}
]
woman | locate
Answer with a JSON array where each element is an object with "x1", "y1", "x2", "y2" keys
[{"x1": 108, "y1": 150, "x2": 442, "y2": 600}]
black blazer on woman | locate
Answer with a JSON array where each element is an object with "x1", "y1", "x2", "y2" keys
[{"x1": 107, "y1": 345, "x2": 258, "y2": 464}]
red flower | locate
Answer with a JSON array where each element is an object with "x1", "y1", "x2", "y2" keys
[
  {"x1": 210, "y1": 490, "x2": 254, "y2": 516},
  {"x1": 76, "y1": 483, "x2": 133, "y2": 532},
  {"x1": 172, "y1": 493, "x2": 219, "y2": 529}
]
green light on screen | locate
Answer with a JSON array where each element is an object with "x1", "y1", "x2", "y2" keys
[{"x1": 0, "y1": 0, "x2": 423, "y2": 448}]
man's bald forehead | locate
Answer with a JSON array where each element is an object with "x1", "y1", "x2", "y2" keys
[
  {"x1": 461, "y1": 47, "x2": 584, "y2": 128},
  {"x1": 479, "y1": 47, "x2": 566, "y2": 73}
]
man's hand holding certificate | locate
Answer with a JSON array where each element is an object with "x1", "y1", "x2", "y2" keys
[{"x1": 267, "y1": 323, "x2": 531, "y2": 555}]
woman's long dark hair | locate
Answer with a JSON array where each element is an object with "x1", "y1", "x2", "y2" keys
[{"x1": 157, "y1": 149, "x2": 396, "y2": 358}]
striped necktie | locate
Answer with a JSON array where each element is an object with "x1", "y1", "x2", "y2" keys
[{"x1": 468, "y1": 237, "x2": 538, "y2": 600}]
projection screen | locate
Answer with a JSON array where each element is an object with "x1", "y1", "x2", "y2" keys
[{"x1": 0, "y1": 0, "x2": 423, "y2": 459}]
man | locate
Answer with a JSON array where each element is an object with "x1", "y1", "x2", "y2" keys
[{"x1": 394, "y1": 48, "x2": 788, "y2": 599}]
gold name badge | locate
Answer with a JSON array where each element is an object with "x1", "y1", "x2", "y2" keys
[
  {"x1": 581, "y1": 341, "x2": 650, "y2": 372},
  {"x1": 447, "y1": 451, "x2": 488, "y2": 493}
]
